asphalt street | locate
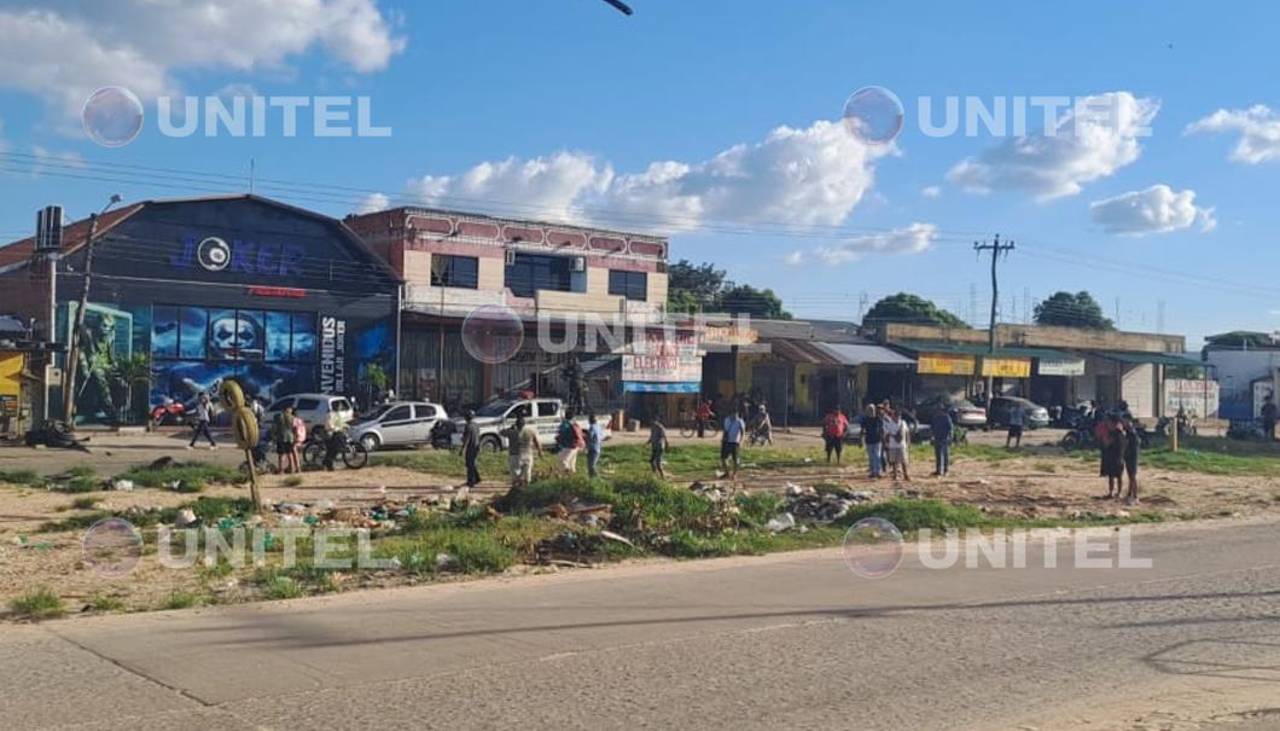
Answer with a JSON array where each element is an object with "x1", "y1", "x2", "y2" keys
[{"x1": 3, "y1": 518, "x2": 1279, "y2": 730}]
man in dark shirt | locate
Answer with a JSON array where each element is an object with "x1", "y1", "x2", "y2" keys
[
  {"x1": 460, "y1": 410, "x2": 481, "y2": 487},
  {"x1": 861, "y1": 405, "x2": 884, "y2": 478},
  {"x1": 931, "y1": 407, "x2": 954, "y2": 476},
  {"x1": 1262, "y1": 395, "x2": 1277, "y2": 442}
]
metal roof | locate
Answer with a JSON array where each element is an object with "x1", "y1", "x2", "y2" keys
[
  {"x1": 896, "y1": 341, "x2": 1074, "y2": 360},
  {"x1": 1096, "y1": 351, "x2": 1205, "y2": 367},
  {"x1": 812, "y1": 342, "x2": 916, "y2": 367}
]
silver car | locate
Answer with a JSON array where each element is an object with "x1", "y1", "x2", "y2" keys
[{"x1": 348, "y1": 401, "x2": 448, "y2": 452}]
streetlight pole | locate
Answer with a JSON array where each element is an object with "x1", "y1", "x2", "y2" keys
[{"x1": 61, "y1": 194, "x2": 122, "y2": 428}]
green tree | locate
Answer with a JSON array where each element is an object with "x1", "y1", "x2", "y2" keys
[
  {"x1": 1203, "y1": 331, "x2": 1276, "y2": 350},
  {"x1": 717, "y1": 284, "x2": 792, "y2": 320},
  {"x1": 862, "y1": 293, "x2": 966, "y2": 328},
  {"x1": 666, "y1": 259, "x2": 728, "y2": 313},
  {"x1": 1033, "y1": 291, "x2": 1114, "y2": 330},
  {"x1": 111, "y1": 353, "x2": 152, "y2": 425}
]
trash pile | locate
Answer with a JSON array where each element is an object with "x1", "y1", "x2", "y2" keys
[
  {"x1": 767, "y1": 483, "x2": 874, "y2": 531},
  {"x1": 534, "y1": 498, "x2": 613, "y2": 528},
  {"x1": 271, "y1": 498, "x2": 426, "y2": 531},
  {"x1": 534, "y1": 528, "x2": 633, "y2": 566}
]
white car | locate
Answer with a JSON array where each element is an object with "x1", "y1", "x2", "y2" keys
[
  {"x1": 452, "y1": 398, "x2": 608, "y2": 451},
  {"x1": 264, "y1": 393, "x2": 354, "y2": 436},
  {"x1": 348, "y1": 401, "x2": 447, "y2": 452}
]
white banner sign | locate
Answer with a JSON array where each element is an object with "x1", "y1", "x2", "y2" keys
[
  {"x1": 622, "y1": 327, "x2": 702, "y2": 383},
  {"x1": 1165, "y1": 378, "x2": 1220, "y2": 418},
  {"x1": 1037, "y1": 357, "x2": 1086, "y2": 376}
]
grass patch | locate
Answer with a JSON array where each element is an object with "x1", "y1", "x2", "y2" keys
[
  {"x1": 162, "y1": 591, "x2": 200, "y2": 610},
  {"x1": 71, "y1": 496, "x2": 100, "y2": 510},
  {"x1": 281, "y1": 475, "x2": 304, "y2": 487},
  {"x1": 115, "y1": 461, "x2": 246, "y2": 492},
  {"x1": 1032, "y1": 462, "x2": 1057, "y2": 473},
  {"x1": 262, "y1": 576, "x2": 306, "y2": 600},
  {"x1": 0, "y1": 469, "x2": 45, "y2": 487},
  {"x1": 88, "y1": 594, "x2": 126, "y2": 612},
  {"x1": 377, "y1": 516, "x2": 550, "y2": 575},
  {"x1": 1142, "y1": 448, "x2": 1278, "y2": 476},
  {"x1": 841, "y1": 498, "x2": 988, "y2": 533},
  {"x1": 9, "y1": 587, "x2": 64, "y2": 619}
]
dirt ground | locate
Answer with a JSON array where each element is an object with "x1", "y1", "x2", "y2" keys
[{"x1": 2, "y1": 429, "x2": 1278, "y2": 617}]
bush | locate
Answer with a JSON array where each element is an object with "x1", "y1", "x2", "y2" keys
[
  {"x1": 88, "y1": 595, "x2": 125, "y2": 612},
  {"x1": 0, "y1": 469, "x2": 44, "y2": 487},
  {"x1": 840, "y1": 498, "x2": 987, "y2": 533},
  {"x1": 262, "y1": 576, "x2": 305, "y2": 600},
  {"x1": 10, "y1": 588, "x2": 65, "y2": 619},
  {"x1": 163, "y1": 591, "x2": 200, "y2": 610}
]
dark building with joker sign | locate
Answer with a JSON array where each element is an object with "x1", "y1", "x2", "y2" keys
[{"x1": 0, "y1": 195, "x2": 401, "y2": 426}]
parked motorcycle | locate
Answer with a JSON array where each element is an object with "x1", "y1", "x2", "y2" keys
[
  {"x1": 1060, "y1": 424, "x2": 1098, "y2": 451},
  {"x1": 429, "y1": 419, "x2": 456, "y2": 450},
  {"x1": 150, "y1": 397, "x2": 188, "y2": 427}
]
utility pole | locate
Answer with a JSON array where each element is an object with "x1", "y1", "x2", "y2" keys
[
  {"x1": 61, "y1": 194, "x2": 123, "y2": 427},
  {"x1": 974, "y1": 234, "x2": 1015, "y2": 402}
]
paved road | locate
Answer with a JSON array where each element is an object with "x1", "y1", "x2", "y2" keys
[{"x1": 4, "y1": 519, "x2": 1280, "y2": 730}]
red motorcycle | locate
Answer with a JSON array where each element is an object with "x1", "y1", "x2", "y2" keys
[{"x1": 150, "y1": 397, "x2": 188, "y2": 427}]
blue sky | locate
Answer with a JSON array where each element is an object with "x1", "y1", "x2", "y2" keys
[{"x1": 0, "y1": 1, "x2": 1277, "y2": 346}]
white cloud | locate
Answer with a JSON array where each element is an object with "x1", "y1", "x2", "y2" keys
[
  {"x1": 813, "y1": 223, "x2": 938, "y2": 265},
  {"x1": 0, "y1": 2, "x2": 405, "y2": 120},
  {"x1": 1185, "y1": 105, "x2": 1280, "y2": 164},
  {"x1": 356, "y1": 192, "x2": 390, "y2": 214},
  {"x1": 947, "y1": 92, "x2": 1159, "y2": 200},
  {"x1": 920, "y1": 185, "x2": 941, "y2": 199},
  {"x1": 1089, "y1": 184, "x2": 1216, "y2": 236},
  {"x1": 783, "y1": 250, "x2": 805, "y2": 266},
  {"x1": 404, "y1": 120, "x2": 891, "y2": 232}
]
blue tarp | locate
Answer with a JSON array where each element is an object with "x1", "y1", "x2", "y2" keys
[{"x1": 624, "y1": 381, "x2": 700, "y2": 393}]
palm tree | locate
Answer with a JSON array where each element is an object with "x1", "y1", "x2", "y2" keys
[{"x1": 112, "y1": 353, "x2": 152, "y2": 425}]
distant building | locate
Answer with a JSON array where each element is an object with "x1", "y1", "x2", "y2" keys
[{"x1": 1202, "y1": 331, "x2": 1280, "y2": 420}]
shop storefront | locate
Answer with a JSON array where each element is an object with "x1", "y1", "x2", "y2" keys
[{"x1": 0, "y1": 195, "x2": 401, "y2": 426}]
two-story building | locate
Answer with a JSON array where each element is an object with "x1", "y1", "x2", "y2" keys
[{"x1": 345, "y1": 207, "x2": 691, "y2": 416}]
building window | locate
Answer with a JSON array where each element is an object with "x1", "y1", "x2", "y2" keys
[
  {"x1": 608, "y1": 269, "x2": 648, "y2": 301},
  {"x1": 505, "y1": 253, "x2": 573, "y2": 298},
  {"x1": 430, "y1": 255, "x2": 479, "y2": 289}
]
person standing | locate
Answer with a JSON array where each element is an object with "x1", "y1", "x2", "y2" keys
[
  {"x1": 822, "y1": 406, "x2": 848, "y2": 464},
  {"x1": 460, "y1": 410, "x2": 481, "y2": 488},
  {"x1": 696, "y1": 397, "x2": 713, "y2": 438},
  {"x1": 648, "y1": 416, "x2": 669, "y2": 479},
  {"x1": 930, "y1": 407, "x2": 954, "y2": 477},
  {"x1": 1262, "y1": 395, "x2": 1277, "y2": 442},
  {"x1": 272, "y1": 406, "x2": 295, "y2": 474},
  {"x1": 883, "y1": 408, "x2": 910, "y2": 482},
  {"x1": 753, "y1": 403, "x2": 773, "y2": 446},
  {"x1": 188, "y1": 392, "x2": 217, "y2": 450},
  {"x1": 862, "y1": 405, "x2": 884, "y2": 478},
  {"x1": 720, "y1": 409, "x2": 746, "y2": 479},
  {"x1": 1122, "y1": 417, "x2": 1141, "y2": 505},
  {"x1": 586, "y1": 413, "x2": 605, "y2": 478},
  {"x1": 1005, "y1": 404, "x2": 1024, "y2": 449},
  {"x1": 556, "y1": 413, "x2": 583, "y2": 473},
  {"x1": 1101, "y1": 414, "x2": 1126, "y2": 498},
  {"x1": 291, "y1": 409, "x2": 307, "y2": 473}
]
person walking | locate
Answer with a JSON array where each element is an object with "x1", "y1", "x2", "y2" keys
[
  {"x1": 556, "y1": 413, "x2": 583, "y2": 473},
  {"x1": 930, "y1": 407, "x2": 954, "y2": 477},
  {"x1": 822, "y1": 406, "x2": 848, "y2": 464},
  {"x1": 1101, "y1": 413, "x2": 1126, "y2": 498},
  {"x1": 1122, "y1": 417, "x2": 1141, "y2": 505},
  {"x1": 188, "y1": 392, "x2": 218, "y2": 450},
  {"x1": 720, "y1": 409, "x2": 746, "y2": 479},
  {"x1": 460, "y1": 410, "x2": 481, "y2": 488},
  {"x1": 290, "y1": 409, "x2": 306, "y2": 473},
  {"x1": 862, "y1": 405, "x2": 884, "y2": 478},
  {"x1": 648, "y1": 416, "x2": 669, "y2": 479},
  {"x1": 586, "y1": 414, "x2": 605, "y2": 478},
  {"x1": 883, "y1": 408, "x2": 910, "y2": 482},
  {"x1": 1005, "y1": 404, "x2": 1024, "y2": 449},
  {"x1": 752, "y1": 403, "x2": 774, "y2": 445},
  {"x1": 505, "y1": 414, "x2": 541, "y2": 489},
  {"x1": 271, "y1": 406, "x2": 295, "y2": 474}
]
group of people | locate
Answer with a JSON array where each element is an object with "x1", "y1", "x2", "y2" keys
[
  {"x1": 1094, "y1": 405, "x2": 1141, "y2": 504},
  {"x1": 651, "y1": 406, "x2": 750, "y2": 480},
  {"x1": 821, "y1": 403, "x2": 916, "y2": 481},
  {"x1": 456, "y1": 410, "x2": 609, "y2": 490}
]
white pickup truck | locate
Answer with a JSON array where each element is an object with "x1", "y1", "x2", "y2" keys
[{"x1": 451, "y1": 398, "x2": 608, "y2": 452}]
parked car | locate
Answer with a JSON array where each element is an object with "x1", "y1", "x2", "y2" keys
[
  {"x1": 263, "y1": 393, "x2": 354, "y2": 437},
  {"x1": 914, "y1": 395, "x2": 987, "y2": 429},
  {"x1": 986, "y1": 396, "x2": 1051, "y2": 430},
  {"x1": 348, "y1": 401, "x2": 448, "y2": 452},
  {"x1": 452, "y1": 398, "x2": 608, "y2": 451}
]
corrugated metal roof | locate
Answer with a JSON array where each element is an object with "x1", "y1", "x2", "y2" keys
[
  {"x1": 812, "y1": 342, "x2": 915, "y2": 366},
  {"x1": 1097, "y1": 351, "x2": 1205, "y2": 367},
  {"x1": 896, "y1": 340, "x2": 1073, "y2": 360}
]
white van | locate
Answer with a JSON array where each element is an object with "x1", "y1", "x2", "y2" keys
[{"x1": 264, "y1": 393, "x2": 354, "y2": 436}]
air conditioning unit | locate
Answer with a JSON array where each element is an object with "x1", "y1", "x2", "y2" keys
[
  {"x1": 571, "y1": 256, "x2": 586, "y2": 273},
  {"x1": 504, "y1": 248, "x2": 516, "y2": 266}
]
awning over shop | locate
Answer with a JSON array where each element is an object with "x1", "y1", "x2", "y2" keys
[
  {"x1": 811, "y1": 342, "x2": 916, "y2": 367},
  {"x1": 623, "y1": 381, "x2": 700, "y2": 393},
  {"x1": 895, "y1": 340, "x2": 1075, "y2": 360},
  {"x1": 1096, "y1": 351, "x2": 1205, "y2": 367}
]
